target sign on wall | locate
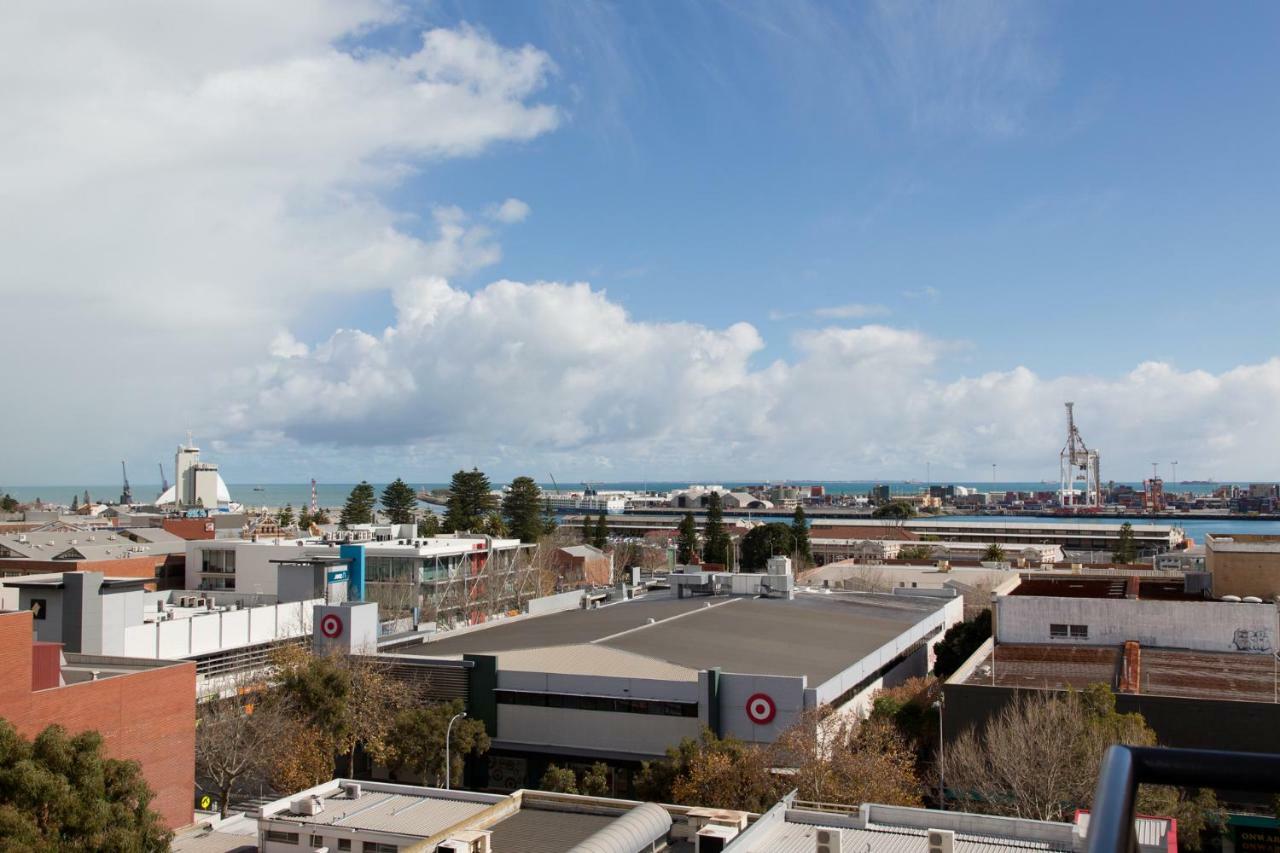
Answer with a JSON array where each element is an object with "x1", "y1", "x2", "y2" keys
[
  {"x1": 319, "y1": 612, "x2": 344, "y2": 639},
  {"x1": 745, "y1": 693, "x2": 776, "y2": 725}
]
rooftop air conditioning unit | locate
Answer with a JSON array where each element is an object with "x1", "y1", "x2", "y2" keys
[
  {"x1": 289, "y1": 794, "x2": 324, "y2": 816},
  {"x1": 696, "y1": 824, "x2": 740, "y2": 852},
  {"x1": 340, "y1": 782, "x2": 361, "y2": 799},
  {"x1": 814, "y1": 827, "x2": 842, "y2": 853},
  {"x1": 927, "y1": 828, "x2": 955, "y2": 853}
]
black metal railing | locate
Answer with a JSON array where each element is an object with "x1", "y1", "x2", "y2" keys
[{"x1": 1086, "y1": 745, "x2": 1280, "y2": 853}]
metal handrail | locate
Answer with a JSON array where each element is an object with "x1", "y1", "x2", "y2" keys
[{"x1": 1086, "y1": 746, "x2": 1280, "y2": 853}]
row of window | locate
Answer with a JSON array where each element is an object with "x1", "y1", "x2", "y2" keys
[
  {"x1": 263, "y1": 829, "x2": 395, "y2": 852},
  {"x1": 495, "y1": 689, "x2": 700, "y2": 718},
  {"x1": 1049, "y1": 623, "x2": 1089, "y2": 639},
  {"x1": 200, "y1": 549, "x2": 236, "y2": 573}
]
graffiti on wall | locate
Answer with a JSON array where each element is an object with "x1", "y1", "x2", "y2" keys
[{"x1": 1231, "y1": 627, "x2": 1272, "y2": 653}]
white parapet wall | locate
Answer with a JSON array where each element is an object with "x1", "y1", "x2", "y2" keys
[{"x1": 122, "y1": 598, "x2": 319, "y2": 659}]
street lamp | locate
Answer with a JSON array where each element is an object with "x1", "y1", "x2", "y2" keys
[
  {"x1": 932, "y1": 699, "x2": 945, "y2": 809},
  {"x1": 444, "y1": 711, "x2": 467, "y2": 790}
]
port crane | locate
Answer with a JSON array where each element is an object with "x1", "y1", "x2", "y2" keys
[
  {"x1": 1058, "y1": 402, "x2": 1101, "y2": 509},
  {"x1": 158, "y1": 462, "x2": 169, "y2": 498},
  {"x1": 120, "y1": 461, "x2": 133, "y2": 506}
]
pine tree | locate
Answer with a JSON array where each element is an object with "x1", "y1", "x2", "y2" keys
[
  {"x1": 590, "y1": 513, "x2": 609, "y2": 550},
  {"x1": 501, "y1": 476, "x2": 545, "y2": 543},
  {"x1": 380, "y1": 478, "x2": 418, "y2": 525},
  {"x1": 677, "y1": 512, "x2": 699, "y2": 565},
  {"x1": 277, "y1": 503, "x2": 296, "y2": 528},
  {"x1": 443, "y1": 469, "x2": 497, "y2": 533},
  {"x1": 297, "y1": 507, "x2": 313, "y2": 531},
  {"x1": 312, "y1": 507, "x2": 332, "y2": 525},
  {"x1": 339, "y1": 481, "x2": 376, "y2": 528},
  {"x1": 791, "y1": 505, "x2": 811, "y2": 565},
  {"x1": 1113, "y1": 522, "x2": 1138, "y2": 564},
  {"x1": 70, "y1": 494, "x2": 79, "y2": 511},
  {"x1": 702, "y1": 492, "x2": 729, "y2": 565},
  {"x1": 417, "y1": 513, "x2": 441, "y2": 537}
]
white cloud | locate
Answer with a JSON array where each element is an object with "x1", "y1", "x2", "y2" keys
[
  {"x1": 233, "y1": 279, "x2": 1280, "y2": 481},
  {"x1": 812, "y1": 303, "x2": 889, "y2": 319},
  {"x1": 489, "y1": 198, "x2": 531, "y2": 224},
  {"x1": 0, "y1": 3, "x2": 559, "y2": 480},
  {"x1": 903, "y1": 286, "x2": 940, "y2": 299}
]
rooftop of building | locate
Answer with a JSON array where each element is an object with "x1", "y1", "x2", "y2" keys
[
  {"x1": 1007, "y1": 575, "x2": 1203, "y2": 601},
  {"x1": 1206, "y1": 533, "x2": 1280, "y2": 551},
  {"x1": 559, "y1": 543, "x2": 607, "y2": 559},
  {"x1": 0, "y1": 527, "x2": 185, "y2": 561},
  {"x1": 0, "y1": 571, "x2": 149, "y2": 590},
  {"x1": 958, "y1": 643, "x2": 1274, "y2": 703},
  {"x1": 400, "y1": 590, "x2": 946, "y2": 684}
]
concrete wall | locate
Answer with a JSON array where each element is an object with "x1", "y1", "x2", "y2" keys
[
  {"x1": 1207, "y1": 537, "x2": 1280, "y2": 599},
  {"x1": 186, "y1": 541, "x2": 309, "y2": 596},
  {"x1": 997, "y1": 596, "x2": 1279, "y2": 653},
  {"x1": 495, "y1": 705, "x2": 700, "y2": 757},
  {"x1": 526, "y1": 589, "x2": 584, "y2": 616},
  {"x1": 718, "y1": 671, "x2": 807, "y2": 744},
  {"x1": 498, "y1": 669, "x2": 698, "y2": 702}
]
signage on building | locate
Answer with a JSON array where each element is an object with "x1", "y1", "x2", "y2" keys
[
  {"x1": 320, "y1": 612, "x2": 344, "y2": 639},
  {"x1": 745, "y1": 693, "x2": 776, "y2": 724}
]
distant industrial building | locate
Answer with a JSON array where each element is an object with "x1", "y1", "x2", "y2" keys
[{"x1": 0, "y1": 609, "x2": 195, "y2": 830}]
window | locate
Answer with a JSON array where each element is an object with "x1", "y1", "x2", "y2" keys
[
  {"x1": 201, "y1": 549, "x2": 236, "y2": 574},
  {"x1": 264, "y1": 829, "x2": 299, "y2": 844},
  {"x1": 30, "y1": 598, "x2": 46, "y2": 620},
  {"x1": 338, "y1": 841, "x2": 352, "y2": 852},
  {"x1": 310, "y1": 835, "x2": 323, "y2": 848},
  {"x1": 1049, "y1": 623, "x2": 1069, "y2": 638},
  {"x1": 362, "y1": 843, "x2": 398, "y2": 853},
  {"x1": 1070, "y1": 624, "x2": 1089, "y2": 639},
  {"x1": 1050, "y1": 623, "x2": 1088, "y2": 639}
]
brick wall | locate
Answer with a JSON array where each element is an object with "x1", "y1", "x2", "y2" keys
[
  {"x1": 0, "y1": 611, "x2": 195, "y2": 830},
  {"x1": 163, "y1": 518, "x2": 217, "y2": 540}
]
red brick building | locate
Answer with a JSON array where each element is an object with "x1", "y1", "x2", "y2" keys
[
  {"x1": 552, "y1": 544, "x2": 613, "y2": 587},
  {"x1": 0, "y1": 610, "x2": 196, "y2": 829}
]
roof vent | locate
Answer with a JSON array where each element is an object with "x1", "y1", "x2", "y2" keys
[
  {"x1": 340, "y1": 782, "x2": 361, "y2": 799},
  {"x1": 289, "y1": 795, "x2": 324, "y2": 816}
]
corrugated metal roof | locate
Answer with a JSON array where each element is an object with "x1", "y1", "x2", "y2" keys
[
  {"x1": 488, "y1": 807, "x2": 618, "y2": 852},
  {"x1": 565, "y1": 802, "x2": 673, "y2": 853},
  {"x1": 277, "y1": 791, "x2": 490, "y2": 836},
  {"x1": 741, "y1": 821, "x2": 1072, "y2": 853}
]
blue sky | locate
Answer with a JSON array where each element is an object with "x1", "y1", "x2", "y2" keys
[
  {"x1": 4, "y1": 1, "x2": 1280, "y2": 484},
  {"x1": 363, "y1": 1, "x2": 1280, "y2": 376}
]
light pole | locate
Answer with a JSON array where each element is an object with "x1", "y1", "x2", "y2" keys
[
  {"x1": 932, "y1": 698, "x2": 945, "y2": 809},
  {"x1": 444, "y1": 711, "x2": 467, "y2": 790}
]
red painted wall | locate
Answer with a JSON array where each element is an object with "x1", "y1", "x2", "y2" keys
[{"x1": 0, "y1": 611, "x2": 195, "y2": 830}]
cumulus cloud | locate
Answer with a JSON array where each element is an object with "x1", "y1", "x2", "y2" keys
[
  {"x1": 234, "y1": 279, "x2": 1280, "y2": 480},
  {"x1": 489, "y1": 198, "x2": 531, "y2": 223},
  {"x1": 0, "y1": 2, "x2": 558, "y2": 480}
]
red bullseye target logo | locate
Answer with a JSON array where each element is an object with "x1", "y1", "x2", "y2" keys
[
  {"x1": 320, "y1": 613, "x2": 344, "y2": 639},
  {"x1": 745, "y1": 693, "x2": 776, "y2": 725}
]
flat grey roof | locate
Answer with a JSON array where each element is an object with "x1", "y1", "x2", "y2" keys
[
  {"x1": 401, "y1": 592, "x2": 943, "y2": 684},
  {"x1": 488, "y1": 807, "x2": 620, "y2": 853}
]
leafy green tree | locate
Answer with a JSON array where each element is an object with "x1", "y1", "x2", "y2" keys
[
  {"x1": 932, "y1": 611, "x2": 993, "y2": 678},
  {"x1": 0, "y1": 718, "x2": 171, "y2": 851},
  {"x1": 478, "y1": 511, "x2": 509, "y2": 538},
  {"x1": 898, "y1": 544, "x2": 935, "y2": 561},
  {"x1": 981, "y1": 543, "x2": 1007, "y2": 563},
  {"x1": 380, "y1": 478, "x2": 419, "y2": 525},
  {"x1": 312, "y1": 507, "x2": 332, "y2": 525},
  {"x1": 580, "y1": 762, "x2": 610, "y2": 797},
  {"x1": 676, "y1": 512, "x2": 699, "y2": 565},
  {"x1": 0, "y1": 494, "x2": 17, "y2": 512},
  {"x1": 791, "y1": 506, "x2": 811, "y2": 564},
  {"x1": 277, "y1": 503, "x2": 296, "y2": 528},
  {"x1": 384, "y1": 700, "x2": 490, "y2": 787},
  {"x1": 501, "y1": 477, "x2": 545, "y2": 543},
  {"x1": 702, "y1": 492, "x2": 729, "y2": 565},
  {"x1": 297, "y1": 507, "x2": 313, "y2": 530},
  {"x1": 1113, "y1": 522, "x2": 1138, "y2": 564},
  {"x1": 417, "y1": 513, "x2": 441, "y2": 537},
  {"x1": 443, "y1": 469, "x2": 497, "y2": 533},
  {"x1": 872, "y1": 501, "x2": 916, "y2": 519},
  {"x1": 339, "y1": 481, "x2": 376, "y2": 528},
  {"x1": 739, "y1": 523, "x2": 795, "y2": 570},
  {"x1": 539, "y1": 764, "x2": 579, "y2": 794}
]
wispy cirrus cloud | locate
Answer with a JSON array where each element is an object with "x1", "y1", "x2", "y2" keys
[
  {"x1": 770, "y1": 303, "x2": 888, "y2": 321},
  {"x1": 903, "y1": 286, "x2": 940, "y2": 300}
]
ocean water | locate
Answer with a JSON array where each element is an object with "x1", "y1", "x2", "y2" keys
[{"x1": 0, "y1": 479, "x2": 1249, "y2": 511}]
